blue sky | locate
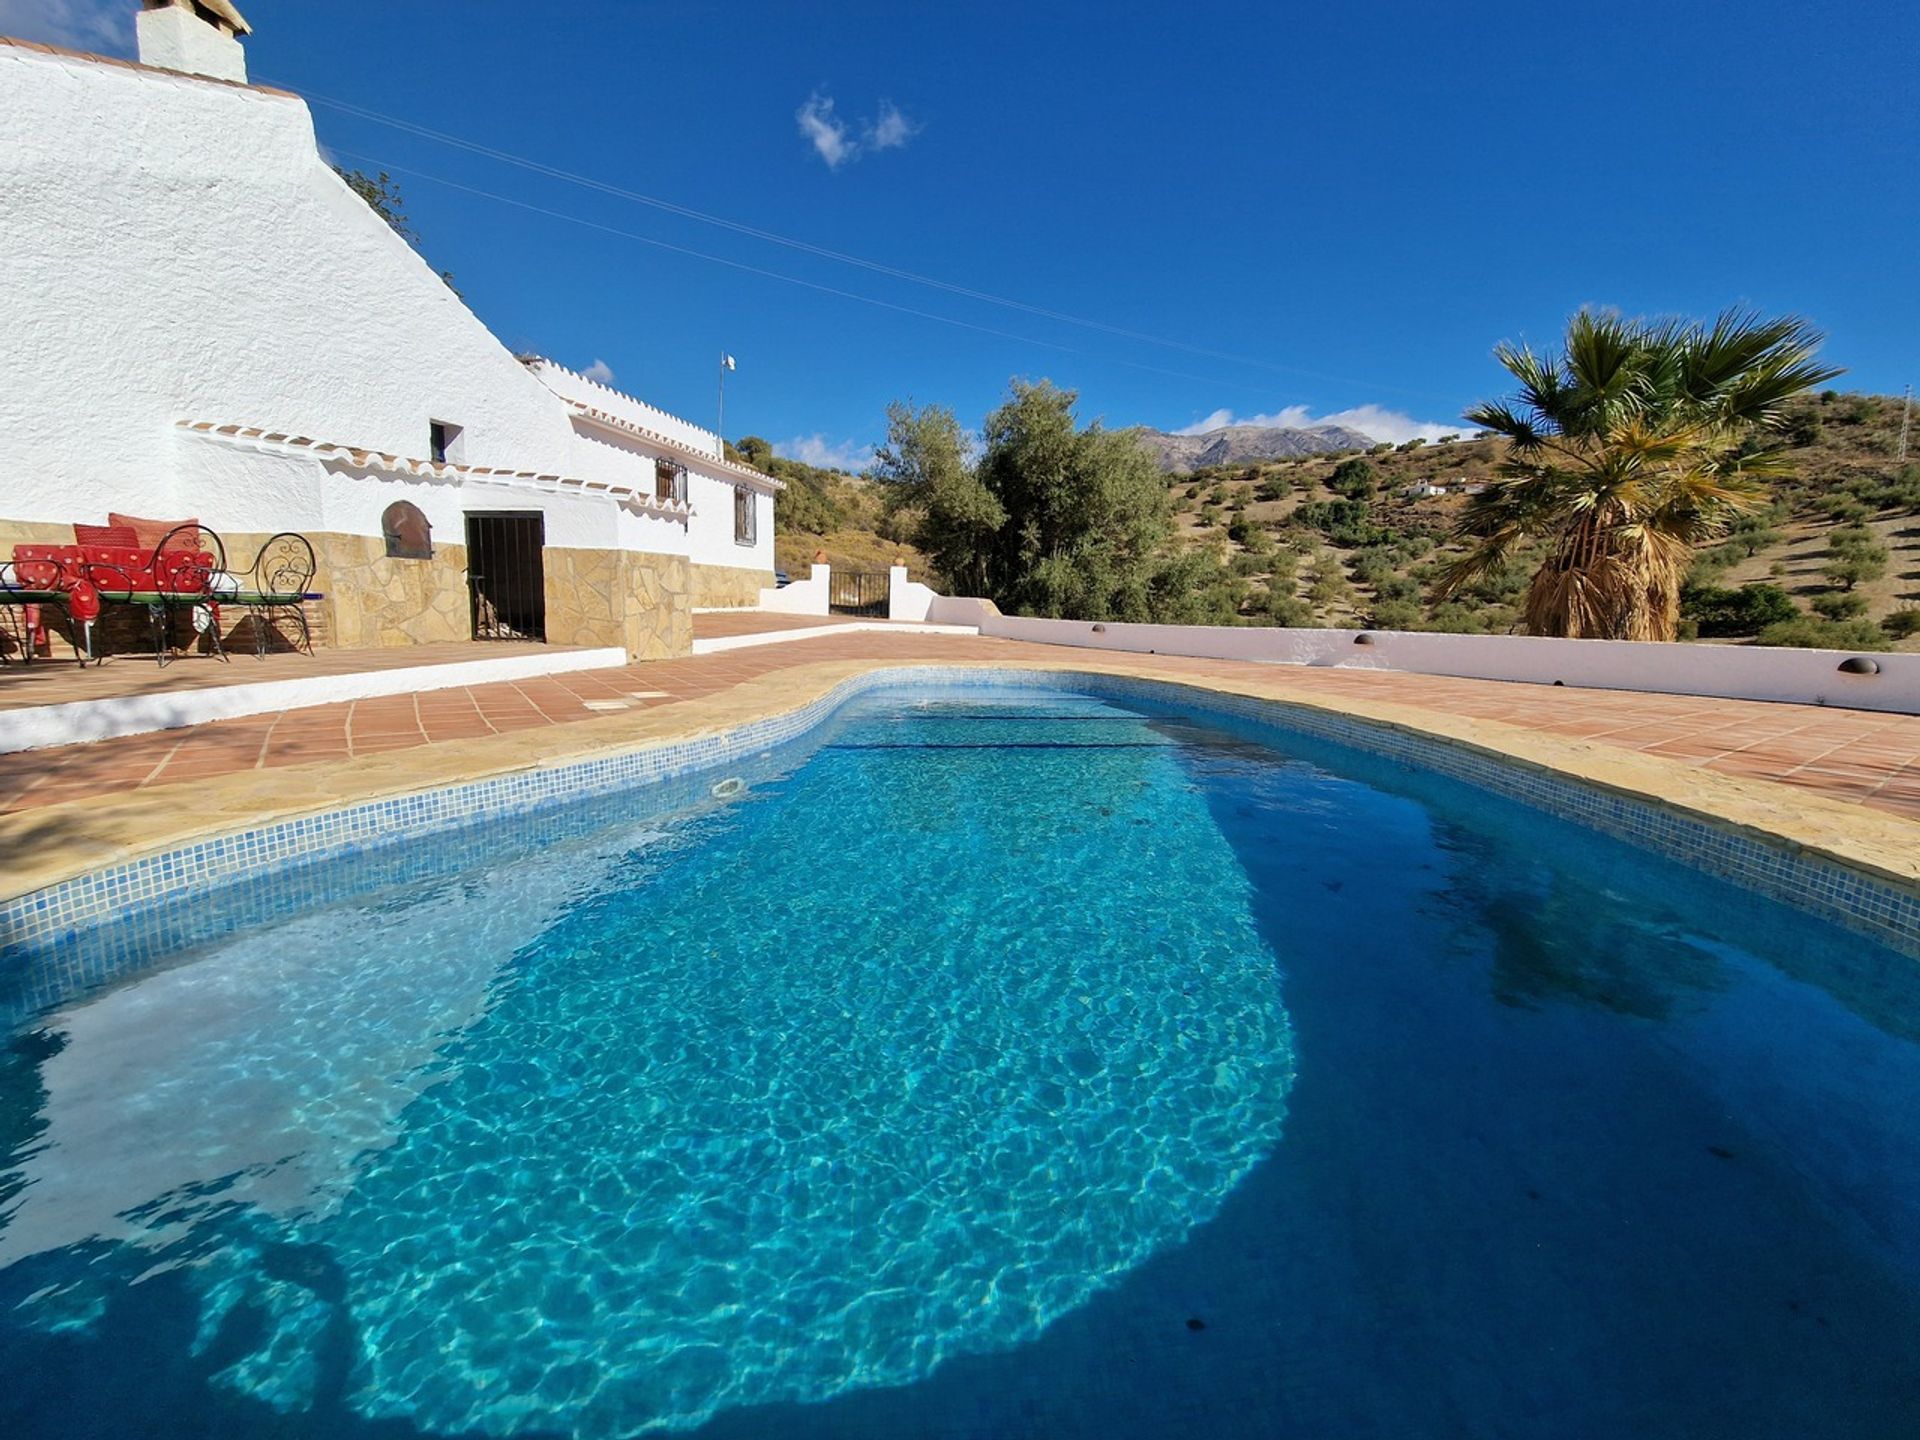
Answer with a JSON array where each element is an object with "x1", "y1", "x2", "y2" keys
[{"x1": 10, "y1": 0, "x2": 1918, "y2": 468}]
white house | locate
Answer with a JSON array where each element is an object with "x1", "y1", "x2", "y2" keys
[{"x1": 0, "y1": 1, "x2": 779, "y2": 660}]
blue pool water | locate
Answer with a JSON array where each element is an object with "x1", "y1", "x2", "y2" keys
[{"x1": 1, "y1": 684, "x2": 1917, "y2": 1438}]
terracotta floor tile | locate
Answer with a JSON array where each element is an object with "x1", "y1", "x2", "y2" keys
[{"x1": 349, "y1": 736, "x2": 430, "y2": 755}]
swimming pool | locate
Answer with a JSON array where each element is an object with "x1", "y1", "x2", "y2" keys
[{"x1": 1, "y1": 681, "x2": 1916, "y2": 1437}]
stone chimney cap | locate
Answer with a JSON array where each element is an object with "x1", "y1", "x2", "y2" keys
[{"x1": 142, "y1": 0, "x2": 252, "y2": 37}]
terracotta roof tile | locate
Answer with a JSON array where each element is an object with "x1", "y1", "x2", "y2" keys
[{"x1": 174, "y1": 421, "x2": 694, "y2": 520}]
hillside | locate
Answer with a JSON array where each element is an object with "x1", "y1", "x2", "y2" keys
[
  {"x1": 756, "y1": 392, "x2": 1919, "y2": 648},
  {"x1": 1158, "y1": 390, "x2": 1918, "y2": 649}
]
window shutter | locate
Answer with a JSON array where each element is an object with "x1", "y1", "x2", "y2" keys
[
  {"x1": 674, "y1": 467, "x2": 687, "y2": 506},
  {"x1": 748, "y1": 489, "x2": 758, "y2": 543}
]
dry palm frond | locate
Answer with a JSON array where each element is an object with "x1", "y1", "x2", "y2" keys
[{"x1": 1437, "y1": 308, "x2": 1841, "y2": 641}]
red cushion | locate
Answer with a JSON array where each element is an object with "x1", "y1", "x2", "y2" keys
[
  {"x1": 74, "y1": 523, "x2": 138, "y2": 548},
  {"x1": 9, "y1": 553, "x2": 62, "y2": 589},
  {"x1": 79, "y1": 551, "x2": 146, "y2": 590},
  {"x1": 67, "y1": 579, "x2": 101, "y2": 623},
  {"x1": 108, "y1": 513, "x2": 201, "y2": 552}
]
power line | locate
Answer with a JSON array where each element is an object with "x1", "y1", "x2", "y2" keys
[
  {"x1": 285, "y1": 81, "x2": 1455, "y2": 404},
  {"x1": 330, "y1": 148, "x2": 1284, "y2": 395}
]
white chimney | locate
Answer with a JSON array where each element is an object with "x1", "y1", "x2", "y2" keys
[{"x1": 135, "y1": 0, "x2": 251, "y2": 84}]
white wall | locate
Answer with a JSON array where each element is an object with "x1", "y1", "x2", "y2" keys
[
  {"x1": 888, "y1": 565, "x2": 939, "y2": 622},
  {"x1": 0, "y1": 46, "x2": 720, "y2": 565},
  {"x1": 0, "y1": 51, "x2": 578, "y2": 519},
  {"x1": 553, "y1": 411, "x2": 770, "y2": 571},
  {"x1": 927, "y1": 603, "x2": 1920, "y2": 714},
  {"x1": 759, "y1": 563, "x2": 831, "y2": 615},
  {"x1": 687, "y1": 474, "x2": 774, "y2": 572}
]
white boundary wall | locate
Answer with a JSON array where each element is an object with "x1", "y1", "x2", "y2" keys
[
  {"x1": 887, "y1": 565, "x2": 940, "y2": 622},
  {"x1": 758, "y1": 563, "x2": 832, "y2": 615},
  {"x1": 921, "y1": 599, "x2": 1920, "y2": 714},
  {"x1": 0, "y1": 647, "x2": 628, "y2": 753}
]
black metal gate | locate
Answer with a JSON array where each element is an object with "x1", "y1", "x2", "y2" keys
[
  {"x1": 829, "y1": 570, "x2": 890, "y2": 617},
  {"x1": 464, "y1": 511, "x2": 547, "y2": 642}
]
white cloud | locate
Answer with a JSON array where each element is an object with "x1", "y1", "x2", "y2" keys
[
  {"x1": 581, "y1": 358, "x2": 616, "y2": 386},
  {"x1": 783, "y1": 433, "x2": 874, "y2": 473},
  {"x1": 865, "y1": 100, "x2": 918, "y2": 152},
  {"x1": 1174, "y1": 408, "x2": 1237, "y2": 436},
  {"x1": 796, "y1": 91, "x2": 919, "y2": 169},
  {"x1": 1173, "y1": 402, "x2": 1460, "y2": 444},
  {"x1": 0, "y1": 0, "x2": 131, "y2": 52},
  {"x1": 796, "y1": 93, "x2": 858, "y2": 169}
]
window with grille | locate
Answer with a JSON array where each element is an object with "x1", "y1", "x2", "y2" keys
[{"x1": 655, "y1": 460, "x2": 686, "y2": 505}]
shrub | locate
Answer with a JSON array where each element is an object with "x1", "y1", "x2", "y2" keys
[
  {"x1": 1680, "y1": 582, "x2": 1798, "y2": 637},
  {"x1": 1786, "y1": 415, "x2": 1823, "y2": 447},
  {"x1": 1881, "y1": 608, "x2": 1920, "y2": 640},
  {"x1": 1346, "y1": 546, "x2": 1398, "y2": 586},
  {"x1": 1812, "y1": 590, "x2": 1868, "y2": 620},
  {"x1": 1842, "y1": 465, "x2": 1920, "y2": 512},
  {"x1": 1426, "y1": 601, "x2": 1506, "y2": 634},
  {"x1": 1756, "y1": 616, "x2": 1890, "y2": 650},
  {"x1": 1824, "y1": 524, "x2": 1889, "y2": 589},
  {"x1": 1727, "y1": 515, "x2": 1784, "y2": 556},
  {"x1": 1307, "y1": 567, "x2": 1350, "y2": 605},
  {"x1": 1292, "y1": 499, "x2": 1384, "y2": 547},
  {"x1": 1328, "y1": 458, "x2": 1379, "y2": 500},
  {"x1": 1373, "y1": 574, "x2": 1420, "y2": 604},
  {"x1": 1823, "y1": 496, "x2": 1871, "y2": 522},
  {"x1": 1258, "y1": 590, "x2": 1315, "y2": 627},
  {"x1": 1686, "y1": 548, "x2": 1738, "y2": 585},
  {"x1": 1370, "y1": 598, "x2": 1424, "y2": 630}
]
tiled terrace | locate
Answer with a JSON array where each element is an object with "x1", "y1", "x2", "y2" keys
[
  {"x1": 3, "y1": 628, "x2": 1920, "y2": 823},
  {"x1": 0, "y1": 641, "x2": 564, "y2": 711}
]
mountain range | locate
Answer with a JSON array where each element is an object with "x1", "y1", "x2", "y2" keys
[{"x1": 1130, "y1": 422, "x2": 1378, "y2": 473}]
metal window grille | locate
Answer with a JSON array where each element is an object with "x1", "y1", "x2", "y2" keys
[{"x1": 464, "y1": 511, "x2": 547, "y2": 642}]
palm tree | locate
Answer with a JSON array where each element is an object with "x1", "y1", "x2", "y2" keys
[{"x1": 1436, "y1": 309, "x2": 1841, "y2": 641}]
